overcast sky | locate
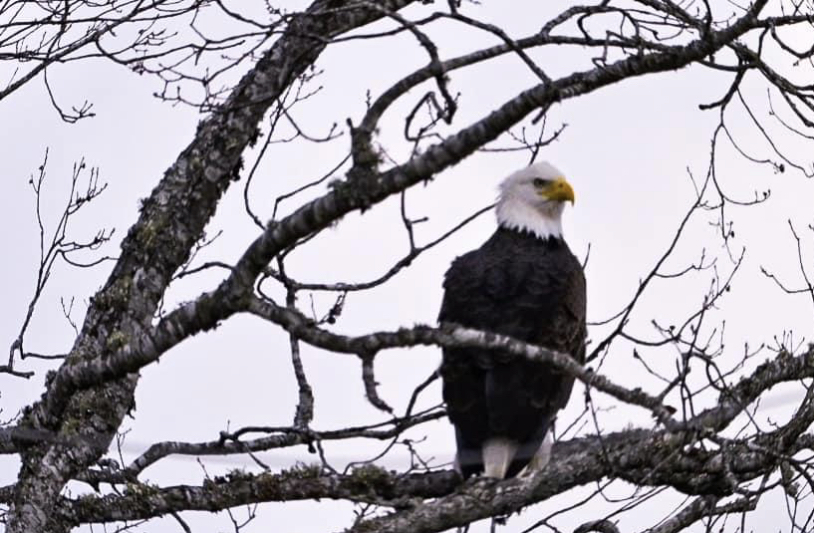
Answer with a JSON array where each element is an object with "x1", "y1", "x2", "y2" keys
[{"x1": 3, "y1": 1, "x2": 814, "y2": 532}]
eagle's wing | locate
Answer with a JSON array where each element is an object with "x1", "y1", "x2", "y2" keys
[{"x1": 438, "y1": 236, "x2": 585, "y2": 477}]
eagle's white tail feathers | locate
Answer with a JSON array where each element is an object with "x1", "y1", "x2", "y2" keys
[
  {"x1": 518, "y1": 433, "x2": 553, "y2": 477},
  {"x1": 482, "y1": 438, "x2": 518, "y2": 479}
]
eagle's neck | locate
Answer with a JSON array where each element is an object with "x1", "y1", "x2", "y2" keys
[{"x1": 495, "y1": 197, "x2": 563, "y2": 240}]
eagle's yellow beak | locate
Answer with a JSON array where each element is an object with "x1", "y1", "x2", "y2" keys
[{"x1": 541, "y1": 177, "x2": 575, "y2": 204}]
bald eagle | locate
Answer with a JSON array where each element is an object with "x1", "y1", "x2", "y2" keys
[{"x1": 439, "y1": 161, "x2": 586, "y2": 479}]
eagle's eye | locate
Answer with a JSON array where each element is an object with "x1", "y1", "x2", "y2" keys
[{"x1": 532, "y1": 178, "x2": 549, "y2": 188}]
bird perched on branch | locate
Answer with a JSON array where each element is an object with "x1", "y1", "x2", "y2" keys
[{"x1": 439, "y1": 161, "x2": 586, "y2": 479}]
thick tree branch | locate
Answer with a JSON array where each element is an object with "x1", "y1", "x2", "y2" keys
[
  {"x1": 49, "y1": 430, "x2": 814, "y2": 527},
  {"x1": 58, "y1": 466, "x2": 458, "y2": 525},
  {"x1": 346, "y1": 431, "x2": 810, "y2": 533},
  {"x1": 8, "y1": 2, "x2": 419, "y2": 531}
]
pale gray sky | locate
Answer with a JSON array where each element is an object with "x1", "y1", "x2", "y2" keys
[{"x1": 2, "y1": 1, "x2": 814, "y2": 532}]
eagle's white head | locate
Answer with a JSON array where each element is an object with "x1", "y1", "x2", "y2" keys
[{"x1": 495, "y1": 160, "x2": 575, "y2": 240}]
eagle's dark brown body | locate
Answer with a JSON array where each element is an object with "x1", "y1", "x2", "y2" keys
[{"x1": 439, "y1": 227, "x2": 586, "y2": 478}]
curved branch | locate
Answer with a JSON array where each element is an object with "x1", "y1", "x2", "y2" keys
[{"x1": 54, "y1": 430, "x2": 814, "y2": 528}]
